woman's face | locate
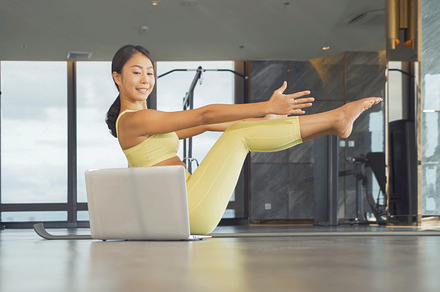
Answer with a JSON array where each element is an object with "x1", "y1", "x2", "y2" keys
[{"x1": 113, "y1": 52, "x2": 155, "y2": 103}]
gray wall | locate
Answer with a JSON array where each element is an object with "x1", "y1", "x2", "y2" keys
[{"x1": 249, "y1": 52, "x2": 386, "y2": 221}]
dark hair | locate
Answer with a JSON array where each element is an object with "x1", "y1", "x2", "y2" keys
[{"x1": 105, "y1": 45, "x2": 154, "y2": 137}]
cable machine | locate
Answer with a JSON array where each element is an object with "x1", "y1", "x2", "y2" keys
[{"x1": 158, "y1": 67, "x2": 247, "y2": 173}]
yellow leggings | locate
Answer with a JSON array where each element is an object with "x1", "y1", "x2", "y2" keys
[{"x1": 186, "y1": 116, "x2": 302, "y2": 234}]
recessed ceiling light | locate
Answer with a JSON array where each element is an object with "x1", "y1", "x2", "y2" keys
[
  {"x1": 140, "y1": 26, "x2": 149, "y2": 33},
  {"x1": 322, "y1": 46, "x2": 331, "y2": 51},
  {"x1": 152, "y1": 1, "x2": 160, "y2": 6}
]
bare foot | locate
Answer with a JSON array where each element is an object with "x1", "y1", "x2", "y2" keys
[{"x1": 335, "y1": 97, "x2": 382, "y2": 138}]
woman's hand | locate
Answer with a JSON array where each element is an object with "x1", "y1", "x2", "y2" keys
[{"x1": 266, "y1": 81, "x2": 314, "y2": 115}]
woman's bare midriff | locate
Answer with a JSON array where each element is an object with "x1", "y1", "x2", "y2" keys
[{"x1": 153, "y1": 156, "x2": 186, "y2": 168}]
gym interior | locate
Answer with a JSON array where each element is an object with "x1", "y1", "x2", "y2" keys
[{"x1": 1, "y1": 1, "x2": 439, "y2": 291}]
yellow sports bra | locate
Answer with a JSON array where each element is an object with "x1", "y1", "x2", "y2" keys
[{"x1": 115, "y1": 110, "x2": 180, "y2": 167}]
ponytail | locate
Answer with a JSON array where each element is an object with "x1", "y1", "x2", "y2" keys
[{"x1": 105, "y1": 95, "x2": 121, "y2": 138}]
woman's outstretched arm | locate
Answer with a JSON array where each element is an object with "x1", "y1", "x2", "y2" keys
[{"x1": 119, "y1": 82, "x2": 314, "y2": 138}]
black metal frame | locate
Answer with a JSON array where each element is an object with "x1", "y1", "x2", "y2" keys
[
  {"x1": 314, "y1": 135, "x2": 339, "y2": 226},
  {"x1": 67, "y1": 62, "x2": 78, "y2": 227},
  {"x1": 232, "y1": 61, "x2": 249, "y2": 220},
  {"x1": 181, "y1": 66, "x2": 202, "y2": 174}
]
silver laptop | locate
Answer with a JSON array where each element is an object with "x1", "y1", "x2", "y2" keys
[{"x1": 84, "y1": 165, "x2": 210, "y2": 241}]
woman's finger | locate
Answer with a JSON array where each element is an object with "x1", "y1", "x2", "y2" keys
[
  {"x1": 292, "y1": 109, "x2": 306, "y2": 115},
  {"x1": 293, "y1": 97, "x2": 315, "y2": 104},
  {"x1": 295, "y1": 102, "x2": 313, "y2": 109},
  {"x1": 275, "y1": 81, "x2": 288, "y2": 94},
  {"x1": 287, "y1": 90, "x2": 311, "y2": 99}
]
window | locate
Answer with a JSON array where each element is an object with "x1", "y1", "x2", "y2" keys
[
  {"x1": 388, "y1": 61, "x2": 403, "y2": 122},
  {"x1": 76, "y1": 62, "x2": 127, "y2": 203},
  {"x1": 1, "y1": 62, "x2": 67, "y2": 205},
  {"x1": 0, "y1": 59, "x2": 241, "y2": 226}
]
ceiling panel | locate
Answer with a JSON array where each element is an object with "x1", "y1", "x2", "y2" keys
[{"x1": 0, "y1": 0, "x2": 385, "y2": 61}]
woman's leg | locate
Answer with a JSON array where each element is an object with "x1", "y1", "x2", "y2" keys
[
  {"x1": 187, "y1": 116, "x2": 302, "y2": 234},
  {"x1": 186, "y1": 97, "x2": 381, "y2": 234}
]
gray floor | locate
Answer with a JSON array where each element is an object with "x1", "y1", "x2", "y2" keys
[{"x1": 1, "y1": 225, "x2": 440, "y2": 292}]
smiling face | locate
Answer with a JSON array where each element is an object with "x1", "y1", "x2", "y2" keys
[{"x1": 113, "y1": 52, "x2": 155, "y2": 106}]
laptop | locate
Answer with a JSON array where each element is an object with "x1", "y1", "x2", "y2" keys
[{"x1": 84, "y1": 165, "x2": 211, "y2": 241}]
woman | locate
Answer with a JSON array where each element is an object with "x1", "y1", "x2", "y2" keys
[{"x1": 106, "y1": 45, "x2": 382, "y2": 234}]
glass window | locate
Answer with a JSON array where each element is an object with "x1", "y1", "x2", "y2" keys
[
  {"x1": 76, "y1": 62, "x2": 127, "y2": 203},
  {"x1": 388, "y1": 61, "x2": 403, "y2": 122},
  {"x1": 77, "y1": 210, "x2": 90, "y2": 221},
  {"x1": 222, "y1": 209, "x2": 235, "y2": 219},
  {"x1": 1, "y1": 62, "x2": 67, "y2": 203}
]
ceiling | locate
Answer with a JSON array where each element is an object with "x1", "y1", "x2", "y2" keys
[{"x1": 0, "y1": 0, "x2": 386, "y2": 62}]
